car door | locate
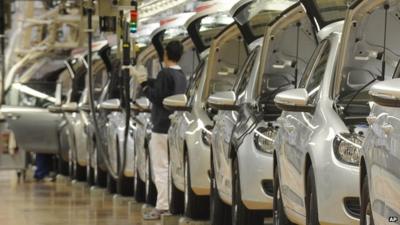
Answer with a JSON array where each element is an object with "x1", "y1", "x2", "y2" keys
[
  {"x1": 382, "y1": 108, "x2": 400, "y2": 224},
  {"x1": 366, "y1": 103, "x2": 391, "y2": 224},
  {"x1": 280, "y1": 40, "x2": 331, "y2": 215},
  {"x1": 215, "y1": 48, "x2": 258, "y2": 196},
  {"x1": 1, "y1": 80, "x2": 63, "y2": 154}
]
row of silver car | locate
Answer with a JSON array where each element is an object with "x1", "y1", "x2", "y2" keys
[{"x1": 2, "y1": 0, "x2": 399, "y2": 225}]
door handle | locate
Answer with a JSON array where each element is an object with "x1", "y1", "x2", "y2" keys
[
  {"x1": 381, "y1": 124, "x2": 393, "y2": 135},
  {"x1": 366, "y1": 115, "x2": 377, "y2": 125}
]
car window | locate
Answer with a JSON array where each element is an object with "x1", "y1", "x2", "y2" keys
[
  {"x1": 233, "y1": 47, "x2": 258, "y2": 95},
  {"x1": 299, "y1": 41, "x2": 331, "y2": 103},
  {"x1": 9, "y1": 81, "x2": 59, "y2": 108},
  {"x1": 187, "y1": 60, "x2": 206, "y2": 106}
]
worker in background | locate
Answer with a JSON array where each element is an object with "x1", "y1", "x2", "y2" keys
[
  {"x1": 34, "y1": 154, "x2": 55, "y2": 182},
  {"x1": 130, "y1": 41, "x2": 186, "y2": 220}
]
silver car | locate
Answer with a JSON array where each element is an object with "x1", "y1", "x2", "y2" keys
[
  {"x1": 133, "y1": 13, "x2": 196, "y2": 206},
  {"x1": 207, "y1": 1, "x2": 317, "y2": 224},
  {"x1": 164, "y1": 5, "x2": 247, "y2": 220},
  {"x1": 364, "y1": 78, "x2": 400, "y2": 225},
  {"x1": 103, "y1": 23, "x2": 160, "y2": 197},
  {"x1": 348, "y1": 0, "x2": 400, "y2": 224},
  {"x1": 273, "y1": 1, "x2": 371, "y2": 224}
]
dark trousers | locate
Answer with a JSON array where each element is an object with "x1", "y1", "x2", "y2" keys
[{"x1": 34, "y1": 154, "x2": 52, "y2": 179}]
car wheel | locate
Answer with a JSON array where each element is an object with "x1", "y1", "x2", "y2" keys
[
  {"x1": 134, "y1": 165, "x2": 146, "y2": 202},
  {"x1": 210, "y1": 153, "x2": 231, "y2": 225},
  {"x1": 87, "y1": 166, "x2": 95, "y2": 186},
  {"x1": 360, "y1": 176, "x2": 374, "y2": 225},
  {"x1": 145, "y1": 154, "x2": 157, "y2": 206},
  {"x1": 232, "y1": 158, "x2": 265, "y2": 225},
  {"x1": 74, "y1": 162, "x2": 87, "y2": 182},
  {"x1": 273, "y1": 167, "x2": 294, "y2": 225},
  {"x1": 57, "y1": 156, "x2": 69, "y2": 176},
  {"x1": 96, "y1": 167, "x2": 107, "y2": 187},
  {"x1": 117, "y1": 174, "x2": 134, "y2": 196},
  {"x1": 306, "y1": 167, "x2": 320, "y2": 225},
  {"x1": 168, "y1": 159, "x2": 184, "y2": 215},
  {"x1": 183, "y1": 154, "x2": 209, "y2": 219}
]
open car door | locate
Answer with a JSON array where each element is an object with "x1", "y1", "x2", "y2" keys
[{"x1": 1, "y1": 79, "x2": 63, "y2": 154}]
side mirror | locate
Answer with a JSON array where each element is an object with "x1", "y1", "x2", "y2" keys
[
  {"x1": 369, "y1": 79, "x2": 400, "y2": 107},
  {"x1": 163, "y1": 94, "x2": 190, "y2": 111},
  {"x1": 98, "y1": 99, "x2": 121, "y2": 111},
  {"x1": 131, "y1": 97, "x2": 151, "y2": 113},
  {"x1": 48, "y1": 105, "x2": 63, "y2": 113},
  {"x1": 207, "y1": 91, "x2": 238, "y2": 111},
  {"x1": 274, "y1": 88, "x2": 314, "y2": 113},
  {"x1": 61, "y1": 102, "x2": 79, "y2": 113}
]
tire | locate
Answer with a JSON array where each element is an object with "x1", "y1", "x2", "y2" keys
[
  {"x1": 134, "y1": 167, "x2": 146, "y2": 202},
  {"x1": 168, "y1": 160, "x2": 184, "y2": 215},
  {"x1": 184, "y1": 154, "x2": 209, "y2": 219},
  {"x1": 360, "y1": 176, "x2": 374, "y2": 225},
  {"x1": 74, "y1": 163, "x2": 87, "y2": 182},
  {"x1": 210, "y1": 153, "x2": 231, "y2": 225},
  {"x1": 145, "y1": 155, "x2": 157, "y2": 206},
  {"x1": 96, "y1": 167, "x2": 107, "y2": 188},
  {"x1": 232, "y1": 158, "x2": 265, "y2": 225},
  {"x1": 107, "y1": 173, "x2": 117, "y2": 194},
  {"x1": 87, "y1": 166, "x2": 95, "y2": 186},
  {"x1": 57, "y1": 157, "x2": 69, "y2": 176},
  {"x1": 273, "y1": 167, "x2": 294, "y2": 225},
  {"x1": 117, "y1": 174, "x2": 134, "y2": 196},
  {"x1": 306, "y1": 167, "x2": 320, "y2": 225}
]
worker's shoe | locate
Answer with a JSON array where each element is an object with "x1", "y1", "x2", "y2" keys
[{"x1": 142, "y1": 209, "x2": 168, "y2": 220}]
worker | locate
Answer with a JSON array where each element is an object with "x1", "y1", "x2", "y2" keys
[
  {"x1": 130, "y1": 40, "x2": 186, "y2": 220},
  {"x1": 34, "y1": 154, "x2": 55, "y2": 182}
]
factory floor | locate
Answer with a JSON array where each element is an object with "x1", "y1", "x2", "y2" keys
[{"x1": 0, "y1": 171, "x2": 159, "y2": 225}]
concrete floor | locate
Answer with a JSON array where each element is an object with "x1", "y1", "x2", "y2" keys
[{"x1": 0, "y1": 171, "x2": 160, "y2": 225}]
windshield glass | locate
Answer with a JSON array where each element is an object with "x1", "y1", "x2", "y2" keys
[{"x1": 234, "y1": 0, "x2": 296, "y2": 39}]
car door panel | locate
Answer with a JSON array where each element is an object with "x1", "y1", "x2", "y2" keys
[
  {"x1": 365, "y1": 109, "x2": 388, "y2": 224},
  {"x1": 2, "y1": 106, "x2": 61, "y2": 154},
  {"x1": 280, "y1": 112, "x2": 308, "y2": 214},
  {"x1": 383, "y1": 114, "x2": 400, "y2": 224}
]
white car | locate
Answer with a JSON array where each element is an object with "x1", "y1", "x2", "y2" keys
[
  {"x1": 132, "y1": 12, "x2": 196, "y2": 206},
  {"x1": 352, "y1": 0, "x2": 400, "y2": 225},
  {"x1": 273, "y1": 0, "x2": 395, "y2": 224},
  {"x1": 207, "y1": 1, "x2": 316, "y2": 224}
]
